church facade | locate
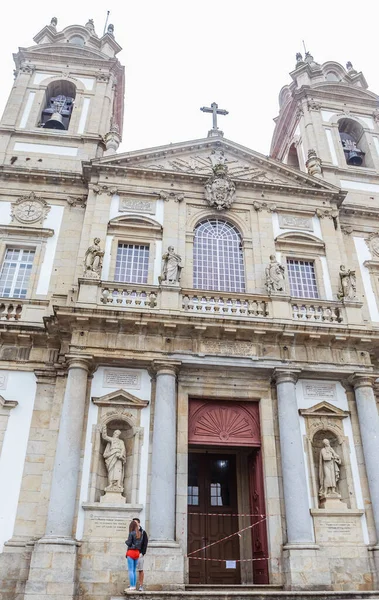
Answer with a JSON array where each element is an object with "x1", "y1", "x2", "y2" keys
[{"x1": 1, "y1": 18, "x2": 379, "y2": 600}]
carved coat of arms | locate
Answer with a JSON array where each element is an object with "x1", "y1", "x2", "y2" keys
[{"x1": 204, "y1": 151, "x2": 236, "y2": 210}]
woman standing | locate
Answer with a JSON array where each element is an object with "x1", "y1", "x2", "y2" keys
[{"x1": 125, "y1": 520, "x2": 143, "y2": 590}]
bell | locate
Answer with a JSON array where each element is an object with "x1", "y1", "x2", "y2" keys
[
  {"x1": 347, "y1": 150, "x2": 363, "y2": 167},
  {"x1": 43, "y1": 112, "x2": 65, "y2": 130}
]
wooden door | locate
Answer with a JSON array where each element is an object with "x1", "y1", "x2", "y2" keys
[
  {"x1": 248, "y1": 450, "x2": 269, "y2": 584},
  {"x1": 188, "y1": 452, "x2": 241, "y2": 584}
]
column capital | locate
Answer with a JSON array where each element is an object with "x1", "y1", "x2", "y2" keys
[
  {"x1": 349, "y1": 373, "x2": 376, "y2": 391},
  {"x1": 151, "y1": 360, "x2": 181, "y2": 377},
  {"x1": 65, "y1": 354, "x2": 93, "y2": 372},
  {"x1": 272, "y1": 368, "x2": 301, "y2": 385}
]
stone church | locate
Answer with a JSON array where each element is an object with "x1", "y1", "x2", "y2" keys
[{"x1": 1, "y1": 16, "x2": 379, "y2": 600}]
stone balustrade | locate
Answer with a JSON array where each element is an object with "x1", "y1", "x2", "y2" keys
[
  {"x1": 100, "y1": 284, "x2": 159, "y2": 309},
  {"x1": 181, "y1": 292, "x2": 270, "y2": 317},
  {"x1": 0, "y1": 301, "x2": 23, "y2": 321},
  {"x1": 292, "y1": 300, "x2": 343, "y2": 323}
]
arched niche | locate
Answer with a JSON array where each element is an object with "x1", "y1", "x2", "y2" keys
[
  {"x1": 337, "y1": 117, "x2": 374, "y2": 168},
  {"x1": 40, "y1": 80, "x2": 76, "y2": 130},
  {"x1": 286, "y1": 143, "x2": 300, "y2": 169},
  {"x1": 300, "y1": 401, "x2": 355, "y2": 509},
  {"x1": 89, "y1": 390, "x2": 148, "y2": 505}
]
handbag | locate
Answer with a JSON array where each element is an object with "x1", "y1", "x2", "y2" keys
[{"x1": 126, "y1": 549, "x2": 140, "y2": 560}]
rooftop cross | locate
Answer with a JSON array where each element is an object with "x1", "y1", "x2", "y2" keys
[{"x1": 200, "y1": 102, "x2": 228, "y2": 137}]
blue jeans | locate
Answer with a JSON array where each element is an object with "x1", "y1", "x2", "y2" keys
[{"x1": 127, "y1": 556, "x2": 138, "y2": 587}]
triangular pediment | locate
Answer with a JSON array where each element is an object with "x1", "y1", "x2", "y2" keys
[
  {"x1": 92, "y1": 137, "x2": 341, "y2": 194},
  {"x1": 299, "y1": 401, "x2": 349, "y2": 419},
  {"x1": 92, "y1": 389, "x2": 149, "y2": 408}
]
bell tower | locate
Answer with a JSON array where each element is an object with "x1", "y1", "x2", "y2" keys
[
  {"x1": 270, "y1": 52, "x2": 379, "y2": 195},
  {"x1": 0, "y1": 17, "x2": 124, "y2": 172}
]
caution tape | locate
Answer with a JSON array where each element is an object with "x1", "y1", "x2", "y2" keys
[
  {"x1": 187, "y1": 515, "x2": 267, "y2": 557},
  {"x1": 188, "y1": 556, "x2": 269, "y2": 563},
  {"x1": 188, "y1": 512, "x2": 266, "y2": 517}
]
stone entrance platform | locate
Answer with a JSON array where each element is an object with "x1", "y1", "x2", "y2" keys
[{"x1": 116, "y1": 589, "x2": 379, "y2": 600}]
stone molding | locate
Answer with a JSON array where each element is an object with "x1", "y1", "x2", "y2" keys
[
  {"x1": 272, "y1": 369, "x2": 301, "y2": 385},
  {"x1": 151, "y1": 360, "x2": 181, "y2": 377},
  {"x1": 92, "y1": 388, "x2": 149, "y2": 409},
  {"x1": 0, "y1": 225, "x2": 54, "y2": 239},
  {"x1": 65, "y1": 354, "x2": 93, "y2": 372},
  {"x1": 0, "y1": 395, "x2": 18, "y2": 411},
  {"x1": 349, "y1": 373, "x2": 376, "y2": 390}
]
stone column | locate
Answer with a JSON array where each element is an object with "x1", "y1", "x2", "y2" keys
[
  {"x1": 149, "y1": 361, "x2": 180, "y2": 541},
  {"x1": 44, "y1": 355, "x2": 92, "y2": 540},
  {"x1": 274, "y1": 370, "x2": 315, "y2": 545},
  {"x1": 352, "y1": 375, "x2": 379, "y2": 543}
]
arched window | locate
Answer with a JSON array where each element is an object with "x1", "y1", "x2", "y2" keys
[
  {"x1": 193, "y1": 219, "x2": 245, "y2": 292},
  {"x1": 40, "y1": 80, "x2": 76, "y2": 130},
  {"x1": 325, "y1": 71, "x2": 339, "y2": 82},
  {"x1": 287, "y1": 143, "x2": 300, "y2": 168},
  {"x1": 338, "y1": 117, "x2": 371, "y2": 167},
  {"x1": 68, "y1": 35, "x2": 85, "y2": 46}
]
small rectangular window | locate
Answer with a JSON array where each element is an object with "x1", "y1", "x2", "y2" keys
[
  {"x1": 0, "y1": 248, "x2": 35, "y2": 299},
  {"x1": 287, "y1": 258, "x2": 319, "y2": 299},
  {"x1": 114, "y1": 243, "x2": 149, "y2": 284}
]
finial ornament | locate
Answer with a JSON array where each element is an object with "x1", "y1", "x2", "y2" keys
[
  {"x1": 295, "y1": 52, "x2": 304, "y2": 68},
  {"x1": 85, "y1": 18, "x2": 95, "y2": 33},
  {"x1": 306, "y1": 149, "x2": 322, "y2": 177},
  {"x1": 107, "y1": 23, "x2": 115, "y2": 36},
  {"x1": 50, "y1": 17, "x2": 57, "y2": 28},
  {"x1": 200, "y1": 102, "x2": 228, "y2": 138}
]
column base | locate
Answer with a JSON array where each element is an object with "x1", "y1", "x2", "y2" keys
[
  {"x1": 131, "y1": 540, "x2": 184, "y2": 590},
  {"x1": 23, "y1": 539, "x2": 78, "y2": 600},
  {"x1": 283, "y1": 543, "x2": 331, "y2": 590},
  {"x1": 368, "y1": 546, "x2": 379, "y2": 588}
]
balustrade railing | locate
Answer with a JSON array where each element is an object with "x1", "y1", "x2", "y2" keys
[
  {"x1": 182, "y1": 293, "x2": 269, "y2": 317},
  {"x1": 292, "y1": 301, "x2": 343, "y2": 323},
  {"x1": 100, "y1": 285, "x2": 158, "y2": 309},
  {"x1": 0, "y1": 301, "x2": 22, "y2": 321}
]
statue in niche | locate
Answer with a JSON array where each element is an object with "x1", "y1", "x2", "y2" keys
[
  {"x1": 337, "y1": 264, "x2": 357, "y2": 301},
  {"x1": 319, "y1": 438, "x2": 342, "y2": 497},
  {"x1": 101, "y1": 426, "x2": 126, "y2": 492},
  {"x1": 265, "y1": 255, "x2": 285, "y2": 295},
  {"x1": 159, "y1": 246, "x2": 183, "y2": 284},
  {"x1": 83, "y1": 237, "x2": 104, "y2": 279}
]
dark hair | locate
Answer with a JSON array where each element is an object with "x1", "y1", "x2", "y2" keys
[
  {"x1": 129, "y1": 519, "x2": 141, "y2": 538},
  {"x1": 133, "y1": 518, "x2": 140, "y2": 523}
]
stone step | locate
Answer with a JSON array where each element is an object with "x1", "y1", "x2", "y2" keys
[{"x1": 120, "y1": 590, "x2": 379, "y2": 600}]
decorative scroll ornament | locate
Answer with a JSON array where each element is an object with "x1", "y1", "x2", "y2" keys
[
  {"x1": 11, "y1": 191, "x2": 50, "y2": 224},
  {"x1": 204, "y1": 150, "x2": 236, "y2": 210},
  {"x1": 367, "y1": 233, "x2": 379, "y2": 258}
]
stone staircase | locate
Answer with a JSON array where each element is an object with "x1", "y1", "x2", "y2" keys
[{"x1": 116, "y1": 586, "x2": 379, "y2": 600}]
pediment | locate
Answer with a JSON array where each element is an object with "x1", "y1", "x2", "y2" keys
[
  {"x1": 275, "y1": 231, "x2": 325, "y2": 251},
  {"x1": 299, "y1": 401, "x2": 349, "y2": 419},
  {"x1": 312, "y1": 82, "x2": 378, "y2": 103},
  {"x1": 93, "y1": 138, "x2": 341, "y2": 194},
  {"x1": 92, "y1": 389, "x2": 149, "y2": 408}
]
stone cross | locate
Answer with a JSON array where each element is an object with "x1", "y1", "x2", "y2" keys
[{"x1": 200, "y1": 102, "x2": 228, "y2": 131}]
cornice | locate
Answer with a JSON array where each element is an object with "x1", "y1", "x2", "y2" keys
[{"x1": 0, "y1": 166, "x2": 85, "y2": 185}]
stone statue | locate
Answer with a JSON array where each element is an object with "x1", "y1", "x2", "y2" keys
[
  {"x1": 85, "y1": 19, "x2": 95, "y2": 33},
  {"x1": 319, "y1": 438, "x2": 341, "y2": 497},
  {"x1": 296, "y1": 52, "x2": 303, "y2": 64},
  {"x1": 265, "y1": 255, "x2": 285, "y2": 295},
  {"x1": 159, "y1": 246, "x2": 183, "y2": 284},
  {"x1": 337, "y1": 264, "x2": 357, "y2": 301},
  {"x1": 83, "y1": 238, "x2": 104, "y2": 279},
  {"x1": 50, "y1": 17, "x2": 58, "y2": 28},
  {"x1": 107, "y1": 24, "x2": 115, "y2": 35},
  {"x1": 101, "y1": 426, "x2": 126, "y2": 492}
]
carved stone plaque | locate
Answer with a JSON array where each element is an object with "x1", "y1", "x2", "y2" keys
[
  {"x1": 279, "y1": 214, "x2": 313, "y2": 231},
  {"x1": 103, "y1": 369, "x2": 141, "y2": 390},
  {"x1": 201, "y1": 340, "x2": 257, "y2": 357},
  {"x1": 303, "y1": 382, "x2": 336, "y2": 400},
  {"x1": 119, "y1": 197, "x2": 155, "y2": 214},
  {"x1": 0, "y1": 372, "x2": 8, "y2": 389},
  {"x1": 313, "y1": 515, "x2": 363, "y2": 544}
]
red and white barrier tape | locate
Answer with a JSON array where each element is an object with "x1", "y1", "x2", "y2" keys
[
  {"x1": 188, "y1": 512, "x2": 266, "y2": 517},
  {"x1": 188, "y1": 556, "x2": 269, "y2": 562},
  {"x1": 187, "y1": 516, "x2": 267, "y2": 557}
]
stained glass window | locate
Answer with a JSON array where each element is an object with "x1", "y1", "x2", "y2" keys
[{"x1": 193, "y1": 220, "x2": 245, "y2": 292}]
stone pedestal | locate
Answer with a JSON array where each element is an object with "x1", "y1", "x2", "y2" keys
[
  {"x1": 24, "y1": 539, "x2": 78, "y2": 600},
  {"x1": 270, "y1": 294, "x2": 292, "y2": 320},
  {"x1": 319, "y1": 494, "x2": 347, "y2": 510},
  {"x1": 100, "y1": 491, "x2": 126, "y2": 504},
  {"x1": 159, "y1": 285, "x2": 181, "y2": 310},
  {"x1": 78, "y1": 503, "x2": 143, "y2": 598}
]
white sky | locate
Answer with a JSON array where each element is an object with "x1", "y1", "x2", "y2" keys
[{"x1": 0, "y1": 0, "x2": 378, "y2": 156}]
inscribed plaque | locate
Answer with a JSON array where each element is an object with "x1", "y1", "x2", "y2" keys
[
  {"x1": 303, "y1": 382, "x2": 336, "y2": 400},
  {"x1": 119, "y1": 197, "x2": 155, "y2": 214},
  {"x1": 103, "y1": 369, "x2": 141, "y2": 390},
  {"x1": 279, "y1": 214, "x2": 313, "y2": 231}
]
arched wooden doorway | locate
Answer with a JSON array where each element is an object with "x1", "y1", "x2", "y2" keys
[{"x1": 188, "y1": 399, "x2": 269, "y2": 585}]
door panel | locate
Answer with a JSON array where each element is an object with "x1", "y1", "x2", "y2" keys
[{"x1": 188, "y1": 452, "x2": 240, "y2": 584}]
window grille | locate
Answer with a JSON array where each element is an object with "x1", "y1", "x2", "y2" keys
[
  {"x1": 115, "y1": 243, "x2": 149, "y2": 284},
  {"x1": 0, "y1": 248, "x2": 35, "y2": 299},
  {"x1": 193, "y1": 219, "x2": 245, "y2": 292},
  {"x1": 287, "y1": 258, "x2": 319, "y2": 298}
]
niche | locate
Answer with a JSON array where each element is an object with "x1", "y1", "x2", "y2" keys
[
  {"x1": 338, "y1": 117, "x2": 373, "y2": 168},
  {"x1": 312, "y1": 429, "x2": 348, "y2": 507},
  {"x1": 40, "y1": 80, "x2": 76, "y2": 130},
  {"x1": 286, "y1": 143, "x2": 300, "y2": 169}
]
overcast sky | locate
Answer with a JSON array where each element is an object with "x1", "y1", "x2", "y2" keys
[{"x1": 0, "y1": 0, "x2": 378, "y2": 156}]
